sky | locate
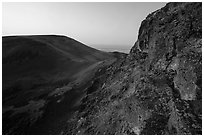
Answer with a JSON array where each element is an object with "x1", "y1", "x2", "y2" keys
[{"x1": 2, "y1": 2, "x2": 166, "y2": 53}]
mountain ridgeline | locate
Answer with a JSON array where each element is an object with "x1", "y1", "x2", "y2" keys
[
  {"x1": 3, "y1": 35, "x2": 114, "y2": 90},
  {"x1": 2, "y1": 35, "x2": 126, "y2": 134},
  {"x1": 2, "y1": 2, "x2": 202, "y2": 135}
]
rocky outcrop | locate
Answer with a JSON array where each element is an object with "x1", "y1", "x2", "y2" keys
[
  {"x1": 63, "y1": 2, "x2": 202, "y2": 135},
  {"x1": 129, "y1": 2, "x2": 201, "y2": 101}
]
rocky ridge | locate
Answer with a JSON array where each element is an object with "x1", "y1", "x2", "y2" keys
[{"x1": 62, "y1": 2, "x2": 202, "y2": 135}]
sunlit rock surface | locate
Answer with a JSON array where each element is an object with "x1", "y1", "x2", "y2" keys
[{"x1": 63, "y1": 2, "x2": 202, "y2": 135}]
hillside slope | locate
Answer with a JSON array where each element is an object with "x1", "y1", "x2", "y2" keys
[
  {"x1": 3, "y1": 35, "x2": 112, "y2": 88},
  {"x1": 62, "y1": 2, "x2": 202, "y2": 135},
  {"x1": 2, "y1": 35, "x2": 120, "y2": 134},
  {"x1": 3, "y1": 35, "x2": 113, "y2": 104}
]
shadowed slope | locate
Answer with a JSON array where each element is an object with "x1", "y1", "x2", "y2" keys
[
  {"x1": 3, "y1": 35, "x2": 113, "y2": 93},
  {"x1": 2, "y1": 35, "x2": 118, "y2": 135}
]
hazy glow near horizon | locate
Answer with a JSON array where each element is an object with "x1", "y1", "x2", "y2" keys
[{"x1": 3, "y1": 2, "x2": 166, "y2": 53}]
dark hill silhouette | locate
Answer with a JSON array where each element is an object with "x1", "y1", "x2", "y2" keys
[
  {"x1": 2, "y1": 35, "x2": 121, "y2": 134},
  {"x1": 3, "y1": 35, "x2": 113, "y2": 93}
]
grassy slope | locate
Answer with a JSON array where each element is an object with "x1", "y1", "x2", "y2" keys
[
  {"x1": 2, "y1": 35, "x2": 113, "y2": 106},
  {"x1": 2, "y1": 35, "x2": 116, "y2": 134}
]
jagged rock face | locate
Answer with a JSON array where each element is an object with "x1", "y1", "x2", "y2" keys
[
  {"x1": 63, "y1": 2, "x2": 201, "y2": 135},
  {"x1": 128, "y1": 2, "x2": 202, "y2": 134},
  {"x1": 129, "y1": 2, "x2": 202, "y2": 101}
]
